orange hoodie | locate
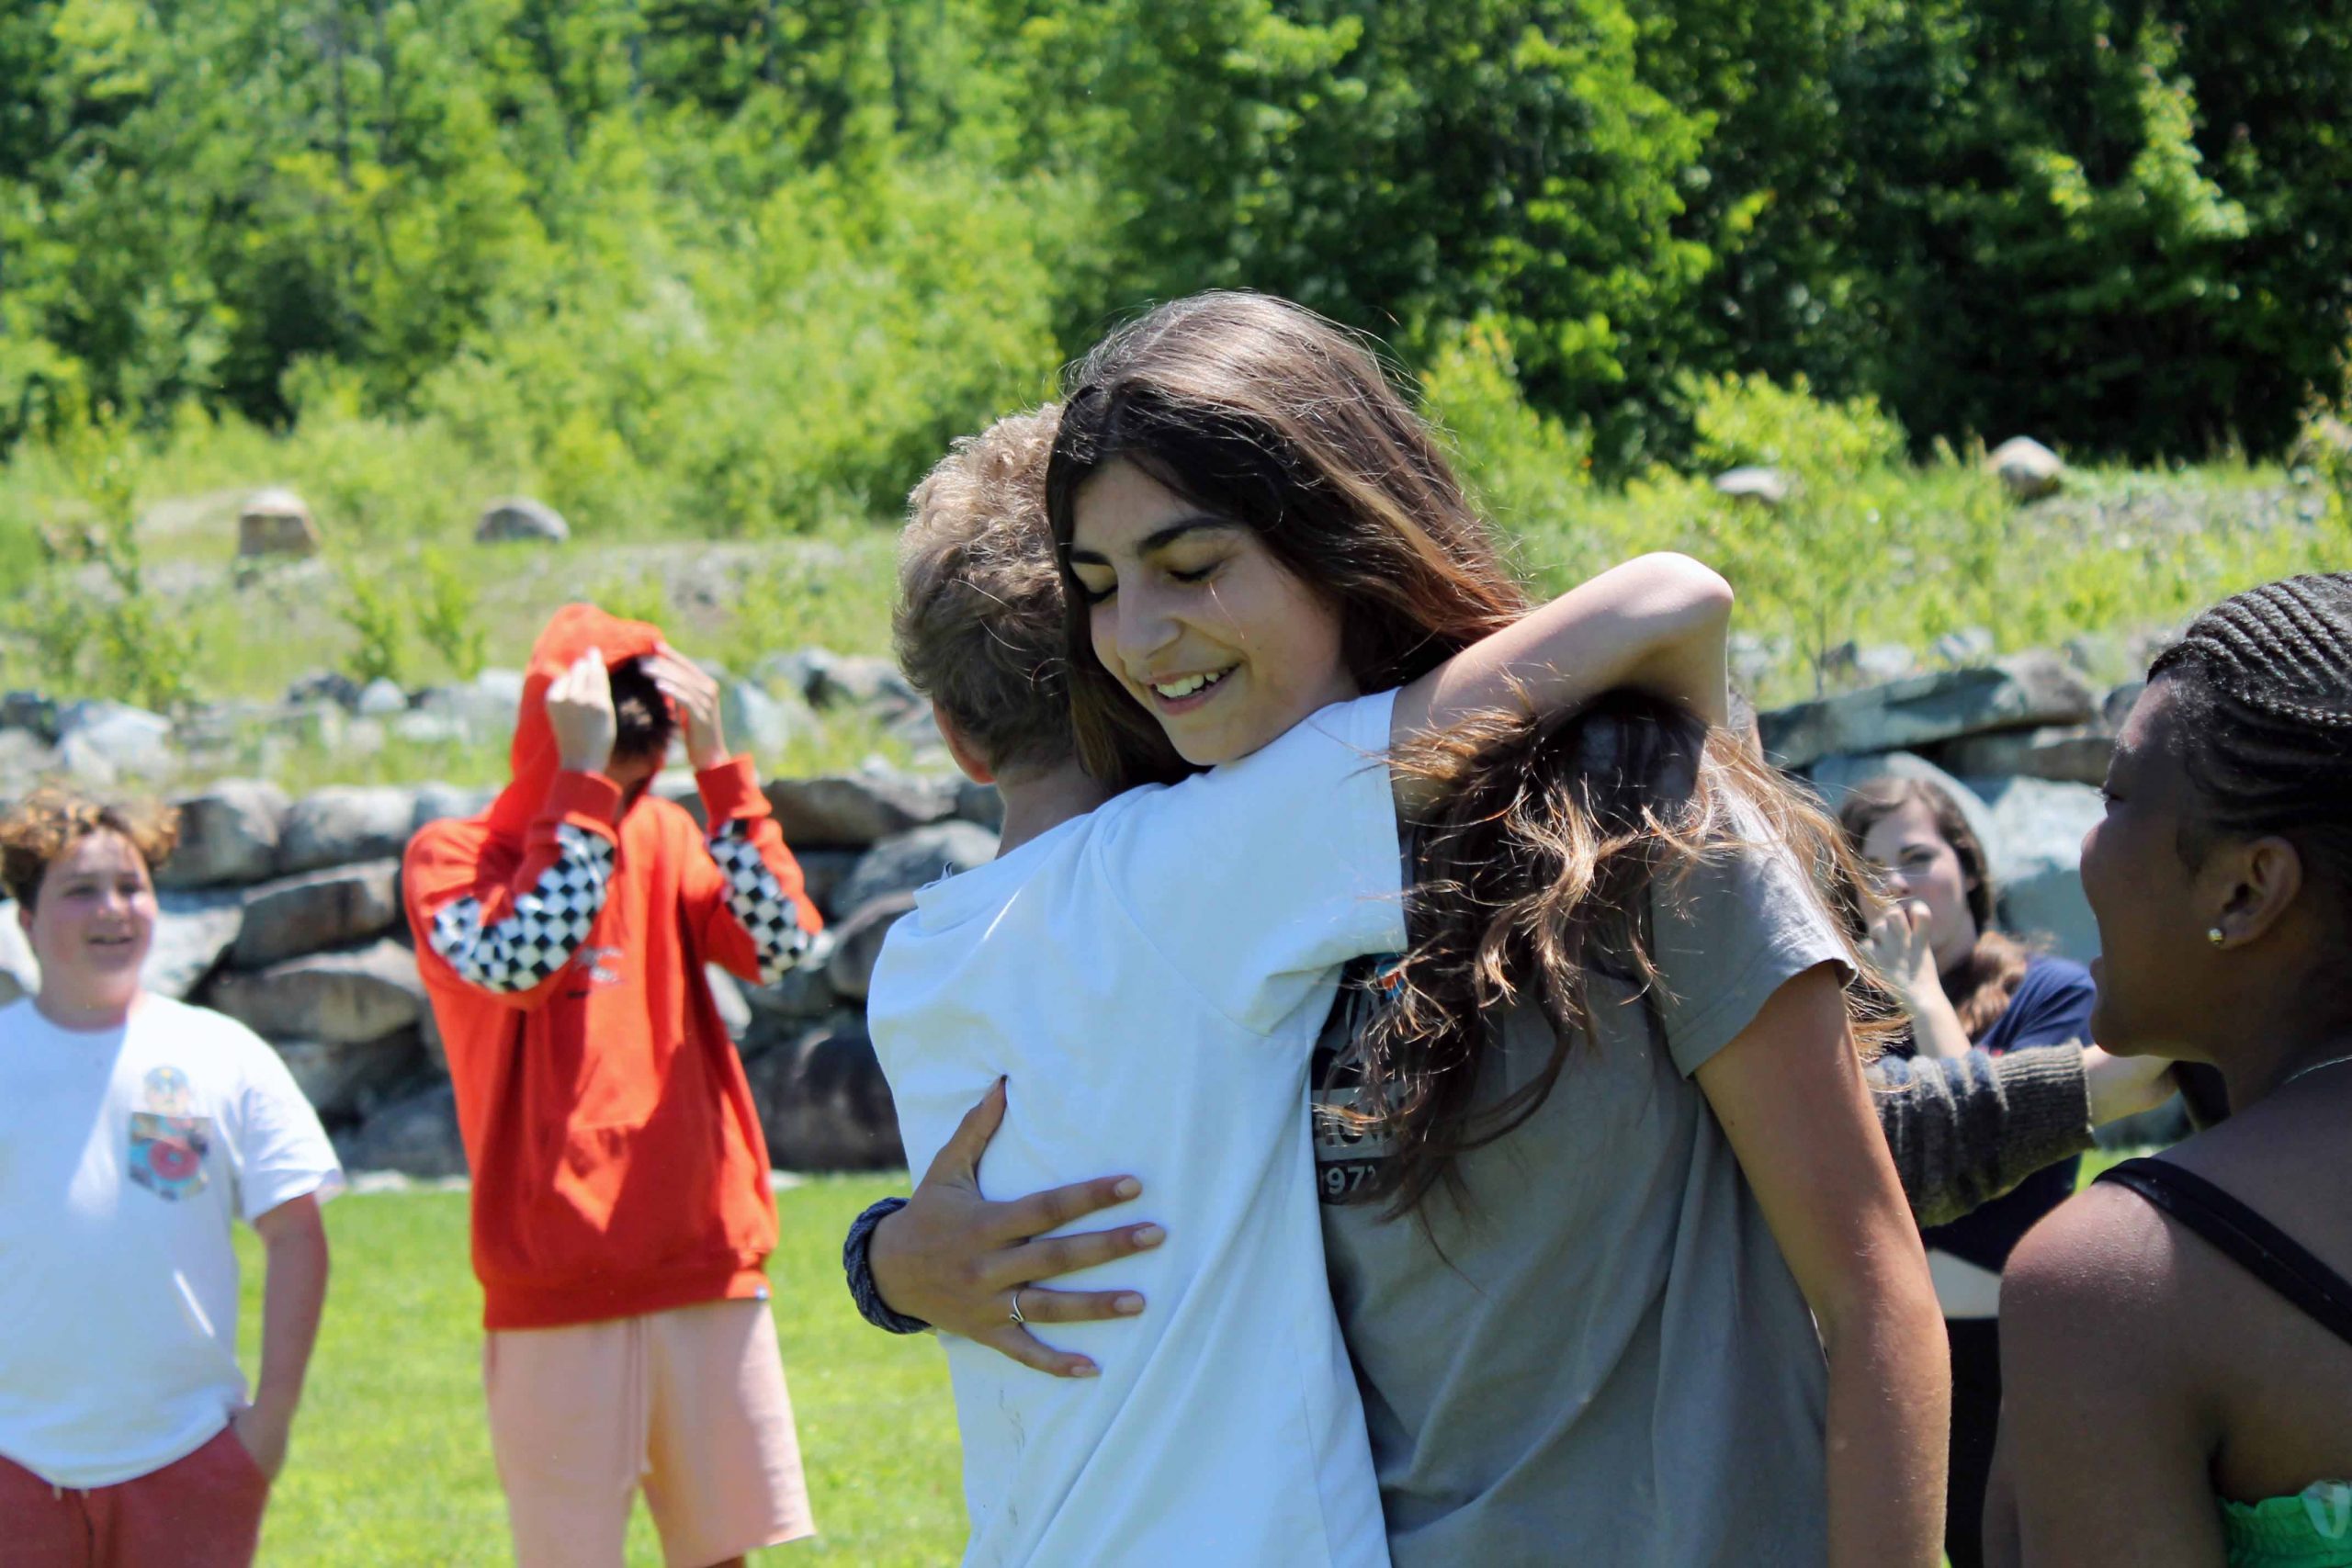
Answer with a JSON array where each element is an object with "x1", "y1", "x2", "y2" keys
[{"x1": 402, "y1": 605, "x2": 822, "y2": 1330}]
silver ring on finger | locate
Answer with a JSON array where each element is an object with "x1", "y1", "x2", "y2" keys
[{"x1": 1008, "y1": 1288, "x2": 1030, "y2": 1327}]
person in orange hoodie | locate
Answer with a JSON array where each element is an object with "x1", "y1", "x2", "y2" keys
[{"x1": 403, "y1": 604, "x2": 823, "y2": 1568}]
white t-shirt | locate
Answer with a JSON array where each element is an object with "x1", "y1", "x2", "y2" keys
[
  {"x1": 0, "y1": 994, "x2": 344, "y2": 1488},
  {"x1": 868, "y1": 691, "x2": 1403, "y2": 1568}
]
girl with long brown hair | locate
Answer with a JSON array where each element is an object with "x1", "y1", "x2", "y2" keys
[
  {"x1": 865, "y1": 291, "x2": 1947, "y2": 1564},
  {"x1": 1839, "y1": 776, "x2": 2100, "y2": 1568}
]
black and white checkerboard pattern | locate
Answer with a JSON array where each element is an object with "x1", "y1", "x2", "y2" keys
[
  {"x1": 707, "y1": 819, "x2": 813, "y2": 984},
  {"x1": 427, "y1": 824, "x2": 616, "y2": 992}
]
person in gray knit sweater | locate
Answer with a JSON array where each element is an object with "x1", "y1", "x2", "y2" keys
[{"x1": 1872, "y1": 1034, "x2": 2173, "y2": 1228}]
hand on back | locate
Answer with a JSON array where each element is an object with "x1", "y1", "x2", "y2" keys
[
  {"x1": 869, "y1": 1079, "x2": 1165, "y2": 1379},
  {"x1": 548, "y1": 649, "x2": 618, "y2": 775}
]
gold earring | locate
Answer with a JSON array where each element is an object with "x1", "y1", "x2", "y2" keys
[{"x1": 2207, "y1": 927, "x2": 2227, "y2": 947}]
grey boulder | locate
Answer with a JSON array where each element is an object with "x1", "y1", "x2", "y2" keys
[
  {"x1": 234, "y1": 859, "x2": 403, "y2": 969},
  {"x1": 745, "y1": 1013, "x2": 903, "y2": 1171},
  {"x1": 339, "y1": 1082, "x2": 468, "y2": 1178},
  {"x1": 208, "y1": 937, "x2": 424, "y2": 1043},
  {"x1": 1713, "y1": 466, "x2": 1792, "y2": 506},
  {"x1": 1988, "y1": 436, "x2": 2064, "y2": 501},
  {"x1": 160, "y1": 780, "x2": 290, "y2": 889},
  {"x1": 1760, "y1": 652, "x2": 2098, "y2": 770},
  {"x1": 1931, "y1": 726, "x2": 2115, "y2": 788},
  {"x1": 823, "y1": 893, "x2": 917, "y2": 1004},
  {"x1": 144, "y1": 889, "x2": 248, "y2": 999},
  {"x1": 835, "y1": 821, "x2": 998, "y2": 914},
  {"x1": 277, "y1": 1030, "x2": 429, "y2": 1121},
  {"x1": 764, "y1": 773, "x2": 957, "y2": 849},
  {"x1": 475, "y1": 496, "x2": 570, "y2": 545},
  {"x1": 1973, "y1": 776, "x2": 2105, "y2": 962},
  {"x1": 277, "y1": 786, "x2": 416, "y2": 874}
]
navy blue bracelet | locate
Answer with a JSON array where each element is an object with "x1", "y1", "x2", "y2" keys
[{"x1": 843, "y1": 1195, "x2": 932, "y2": 1335}]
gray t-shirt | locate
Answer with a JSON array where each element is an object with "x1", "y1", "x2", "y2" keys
[{"x1": 1312, "y1": 835, "x2": 1849, "y2": 1566}]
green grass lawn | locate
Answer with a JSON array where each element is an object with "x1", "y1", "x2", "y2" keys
[
  {"x1": 234, "y1": 1176, "x2": 966, "y2": 1566},
  {"x1": 240, "y1": 1156, "x2": 2156, "y2": 1563}
]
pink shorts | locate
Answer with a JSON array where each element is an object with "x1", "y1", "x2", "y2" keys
[
  {"x1": 0, "y1": 1425, "x2": 271, "y2": 1568},
  {"x1": 483, "y1": 1297, "x2": 816, "y2": 1568}
]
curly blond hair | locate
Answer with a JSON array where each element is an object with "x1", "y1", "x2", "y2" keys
[
  {"x1": 0, "y1": 787, "x2": 179, "y2": 908},
  {"x1": 894, "y1": 406, "x2": 1075, "y2": 774}
]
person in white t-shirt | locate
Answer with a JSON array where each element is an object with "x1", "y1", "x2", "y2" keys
[
  {"x1": 862, "y1": 404, "x2": 1735, "y2": 1565},
  {"x1": 0, "y1": 788, "x2": 342, "y2": 1568}
]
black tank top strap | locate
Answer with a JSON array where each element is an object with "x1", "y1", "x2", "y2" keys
[{"x1": 2095, "y1": 1156, "x2": 2352, "y2": 1353}]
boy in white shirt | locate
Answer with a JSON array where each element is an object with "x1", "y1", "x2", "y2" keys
[
  {"x1": 0, "y1": 790, "x2": 341, "y2": 1568},
  {"x1": 865, "y1": 408, "x2": 1731, "y2": 1564}
]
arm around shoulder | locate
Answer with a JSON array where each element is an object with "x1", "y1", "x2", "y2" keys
[{"x1": 1390, "y1": 551, "x2": 1732, "y2": 765}]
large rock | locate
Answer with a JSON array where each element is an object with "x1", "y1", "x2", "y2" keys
[
  {"x1": 237, "y1": 488, "x2": 322, "y2": 558},
  {"x1": 277, "y1": 1030, "x2": 428, "y2": 1121},
  {"x1": 415, "y1": 669, "x2": 523, "y2": 741},
  {"x1": 1713, "y1": 466, "x2": 1792, "y2": 506},
  {"x1": 161, "y1": 780, "x2": 290, "y2": 890},
  {"x1": 356, "y1": 678, "x2": 408, "y2": 717},
  {"x1": 1988, "y1": 436, "x2": 2064, "y2": 501},
  {"x1": 55, "y1": 701, "x2": 174, "y2": 782},
  {"x1": 1803, "y1": 752, "x2": 2000, "y2": 870},
  {"x1": 340, "y1": 1082, "x2": 468, "y2": 1178},
  {"x1": 723, "y1": 680, "x2": 822, "y2": 761},
  {"x1": 145, "y1": 889, "x2": 246, "y2": 999},
  {"x1": 835, "y1": 821, "x2": 998, "y2": 913},
  {"x1": 3, "y1": 691, "x2": 60, "y2": 740},
  {"x1": 1972, "y1": 775, "x2": 2104, "y2": 962},
  {"x1": 824, "y1": 892, "x2": 917, "y2": 1004},
  {"x1": 955, "y1": 779, "x2": 1005, "y2": 832},
  {"x1": 277, "y1": 786, "x2": 415, "y2": 874},
  {"x1": 284, "y1": 671, "x2": 363, "y2": 712},
  {"x1": 234, "y1": 860, "x2": 402, "y2": 969},
  {"x1": 745, "y1": 1013, "x2": 903, "y2": 1171},
  {"x1": 764, "y1": 773, "x2": 957, "y2": 849},
  {"x1": 793, "y1": 849, "x2": 860, "y2": 919},
  {"x1": 0, "y1": 728, "x2": 59, "y2": 789},
  {"x1": 1932, "y1": 726, "x2": 2115, "y2": 787},
  {"x1": 807, "y1": 655, "x2": 917, "y2": 714},
  {"x1": 474, "y1": 496, "x2": 570, "y2": 545},
  {"x1": 208, "y1": 937, "x2": 424, "y2": 1043},
  {"x1": 1760, "y1": 652, "x2": 2098, "y2": 770}
]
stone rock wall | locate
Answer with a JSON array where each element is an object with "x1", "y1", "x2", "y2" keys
[
  {"x1": 0, "y1": 647, "x2": 2150, "y2": 1175},
  {"x1": 0, "y1": 765, "x2": 1005, "y2": 1178}
]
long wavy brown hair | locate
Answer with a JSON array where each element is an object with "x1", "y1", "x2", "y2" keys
[
  {"x1": 1046, "y1": 291, "x2": 1885, "y2": 1213},
  {"x1": 1838, "y1": 776, "x2": 2035, "y2": 1040}
]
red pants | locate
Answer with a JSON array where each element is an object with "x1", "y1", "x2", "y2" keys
[{"x1": 0, "y1": 1427, "x2": 270, "y2": 1568}]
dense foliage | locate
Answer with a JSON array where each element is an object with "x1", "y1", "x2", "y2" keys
[{"x1": 5, "y1": 0, "x2": 2349, "y2": 516}]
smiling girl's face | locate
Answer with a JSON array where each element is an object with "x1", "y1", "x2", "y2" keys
[
  {"x1": 21, "y1": 829, "x2": 156, "y2": 989},
  {"x1": 1067, "y1": 459, "x2": 1357, "y2": 767}
]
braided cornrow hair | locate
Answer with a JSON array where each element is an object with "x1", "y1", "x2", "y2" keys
[{"x1": 2146, "y1": 572, "x2": 2352, "y2": 916}]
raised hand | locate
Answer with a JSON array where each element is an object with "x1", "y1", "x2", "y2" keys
[
  {"x1": 649, "y1": 644, "x2": 729, "y2": 771},
  {"x1": 1864, "y1": 899, "x2": 1942, "y2": 1013},
  {"x1": 869, "y1": 1079, "x2": 1164, "y2": 1378},
  {"x1": 547, "y1": 648, "x2": 618, "y2": 775}
]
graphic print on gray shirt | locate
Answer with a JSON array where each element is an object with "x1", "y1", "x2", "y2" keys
[{"x1": 1312, "y1": 835, "x2": 1850, "y2": 1567}]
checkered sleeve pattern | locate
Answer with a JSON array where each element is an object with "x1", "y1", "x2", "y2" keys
[
  {"x1": 707, "y1": 819, "x2": 813, "y2": 984},
  {"x1": 425, "y1": 824, "x2": 616, "y2": 993}
]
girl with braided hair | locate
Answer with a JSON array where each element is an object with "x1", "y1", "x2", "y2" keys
[{"x1": 1987, "y1": 572, "x2": 2352, "y2": 1567}]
